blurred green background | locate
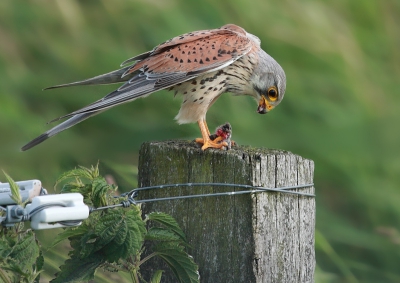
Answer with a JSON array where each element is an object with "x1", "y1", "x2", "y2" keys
[{"x1": 1, "y1": 0, "x2": 399, "y2": 282}]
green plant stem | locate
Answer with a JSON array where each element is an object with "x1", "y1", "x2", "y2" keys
[
  {"x1": 137, "y1": 252, "x2": 157, "y2": 267},
  {"x1": 130, "y1": 269, "x2": 139, "y2": 283}
]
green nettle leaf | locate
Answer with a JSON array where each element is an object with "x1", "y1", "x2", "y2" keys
[
  {"x1": 112, "y1": 218, "x2": 128, "y2": 246},
  {"x1": 51, "y1": 225, "x2": 89, "y2": 248},
  {"x1": 90, "y1": 163, "x2": 100, "y2": 178},
  {"x1": 150, "y1": 270, "x2": 164, "y2": 283},
  {"x1": 68, "y1": 235, "x2": 83, "y2": 255},
  {"x1": 102, "y1": 222, "x2": 131, "y2": 262},
  {"x1": 50, "y1": 253, "x2": 103, "y2": 283},
  {"x1": 54, "y1": 163, "x2": 100, "y2": 189},
  {"x1": 145, "y1": 227, "x2": 181, "y2": 242},
  {"x1": 59, "y1": 183, "x2": 85, "y2": 194},
  {"x1": 64, "y1": 208, "x2": 146, "y2": 264},
  {"x1": 155, "y1": 243, "x2": 199, "y2": 283},
  {"x1": 0, "y1": 231, "x2": 42, "y2": 283},
  {"x1": 35, "y1": 250, "x2": 45, "y2": 275},
  {"x1": 0, "y1": 238, "x2": 12, "y2": 258},
  {"x1": 147, "y1": 212, "x2": 187, "y2": 242},
  {"x1": 95, "y1": 210, "x2": 125, "y2": 245},
  {"x1": 101, "y1": 241, "x2": 126, "y2": 263},
  {"x1": 79, "y1": 232, "x2": 98, "y2": 258},
  {"x1": 123, "y1": 221, "x2": 143, "y2": 256},
  {"x1": 9, "y1": 231, "x2": 40, "y2": 273},
  {"x1": 101, "y1": 209, "x2": 146, "y2": 262},
  {"x1": 72, "y1": 184, "x2": 96, "y2": 206},
  {"x1": 55, "y1": 168, "x2": 90, "y2": 188},
  {"x1": 2, "y1": 258, "x2": 28, "y2": 278},
  {"x1": 126, "y1": 208, "x2": 147, "y2": 237},
  {"x1": 3, "y1": 171, "x2": 22, "y2": 205},
  {"x1": 91, "y1": 177, "x2": 114, "y2": 207}
]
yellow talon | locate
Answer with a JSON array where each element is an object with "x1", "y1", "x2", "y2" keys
[{"x1": 195, "y1": 120, "x2": 228, "y2": 150}]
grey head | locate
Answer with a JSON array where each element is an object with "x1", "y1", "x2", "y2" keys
[{"x1": 250, "y1": 49, "x2": 286, "y2": 114}]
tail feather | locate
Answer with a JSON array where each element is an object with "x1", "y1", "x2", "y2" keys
[
  {"x1": 21, "y1": 111, "x2": 101, "y2": 151},
  {"x1": 44, "y1": 66, "x2": 134, "y2": 90},
  {"x1": 120, "y1": 50, "x2": 152, "y2": 66}
]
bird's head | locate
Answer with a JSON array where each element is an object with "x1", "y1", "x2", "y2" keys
[{"x1": 251, "y1": 50, "x2": 286, "y2": 114}]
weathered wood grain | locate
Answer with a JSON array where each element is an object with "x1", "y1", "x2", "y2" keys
[{"x1": 138, "y1": 140, "x2": 315, "y2": 283}]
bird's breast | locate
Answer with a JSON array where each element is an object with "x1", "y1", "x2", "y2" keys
[
  {"x1": 174, "y1": 70, "x2": 229, "y2": 124},
  {"x1": 173, "y1": 53, "x2": 256, "y2": 124}
]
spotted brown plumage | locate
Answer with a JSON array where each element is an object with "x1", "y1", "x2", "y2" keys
[
  {"x1": 123, "y1": 25, "x2": 251, "y2": 77},
  {"x1": 21, "y1": 24, "x2": 286, "y2": 151}
]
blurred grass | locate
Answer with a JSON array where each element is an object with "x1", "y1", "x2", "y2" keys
[{"x1": 1, "y1": 0, "x2": 399, "y2": 282}]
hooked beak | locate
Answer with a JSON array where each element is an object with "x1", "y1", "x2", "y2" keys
[{"x1": 257, "y1": 96, "x2": 274, "y2": 114}]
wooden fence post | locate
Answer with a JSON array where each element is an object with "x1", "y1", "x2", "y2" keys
[{"x1": 138, "y1": 140, "x2": 315, "y2": 283}]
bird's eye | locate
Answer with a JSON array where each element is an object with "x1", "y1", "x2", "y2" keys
[{"x1": 267, "y1": 87, "x2": 278, "y2": 101}]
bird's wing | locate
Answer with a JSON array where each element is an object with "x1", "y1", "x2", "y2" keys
[
  {"x1": 22, "y1": 25, "x2": 253, "y2": 150},
  {"x1": 50, "y1": 24, "x2": 253, "y2": 121},
  {"x1": 120, "y1": 24, "x2": 249, "y2": 65}
]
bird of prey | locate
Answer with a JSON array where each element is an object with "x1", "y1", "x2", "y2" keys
[{"x1": 21, "y1": 24, "x2": 286, "y2": 151}]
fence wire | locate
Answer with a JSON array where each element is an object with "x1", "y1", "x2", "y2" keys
[{"x1": 91, "y1": 182, "x2": 314, "y2": 212}]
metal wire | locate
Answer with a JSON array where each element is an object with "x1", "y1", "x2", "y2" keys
[
  {"x1": 128, "y1": 182, "x2": 314, "y2": 204},
  {"x1": 2, "y1": 182, "x2": 315, "y2": 226},
  {"x1": 130, "y1": 182, "x2": 313, "y2": 195},
  {"x1": 89, "y1": 182, "x2": 315, "y2": 212},
  {"x1": 28, "y1": 202, "x2": 66, "y2": 217}
]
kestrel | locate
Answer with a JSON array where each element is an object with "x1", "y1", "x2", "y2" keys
[{"x1": 21, "y1": 24, "x2": 286, "y2": 151}]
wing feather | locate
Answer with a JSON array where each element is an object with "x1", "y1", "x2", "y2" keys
[
  {"x1": 23, "y1": 24, "x2": 255, "y2": 150},
  {"x1": 44, "y1": 66, "x2": 134, "y2": 90},
  {"x1": 45, "y1": 26, "x2": 253, "y2": 123}
]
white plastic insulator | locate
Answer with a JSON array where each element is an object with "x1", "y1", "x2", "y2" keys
[{"x1": 26, "y1": 193, "x2": 89, "y2": 230}]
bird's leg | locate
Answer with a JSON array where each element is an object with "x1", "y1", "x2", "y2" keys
[
  {"x1": 195, "y1": 119, "x2": 228, "y2": 150},
  {"x1": 204, "y1": 120, "x2": 211, "y2": 136}
]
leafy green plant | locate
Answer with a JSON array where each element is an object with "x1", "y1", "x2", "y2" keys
[
  {"x1": 0, "y1": 166, "x2": 199, "y2": 283},
  {"x1": 51, "y1": 163, "x2": 199, "y2": 283},
  {"x1": 0, "y1": 172, "x2": 44, "y2": 283}
]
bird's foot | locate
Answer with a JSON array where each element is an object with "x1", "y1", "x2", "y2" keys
[
  {"x1": 195, "y1": 137, "x2": 228, "y2": 151},
  {"x1": 210, "y1": 134, "x2": 236, "y2": 148}
]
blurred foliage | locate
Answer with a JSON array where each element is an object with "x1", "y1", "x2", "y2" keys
[
  {"x1": 0, "y1": 0, "x2": 399, "y2": 282},
  {"x1": 0, "y1": 173, "x2": 43, "y2": 283}
]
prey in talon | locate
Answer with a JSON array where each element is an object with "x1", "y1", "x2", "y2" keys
[
  {"x1": 22, "y1": 24, "x2": 286, "y2": 152},
  {"x1": 209, "y1": 123, "x2": 233, "y2": 150},
  {"x1": 195, "y1": 122, "x2": 233, "y2": 150}
]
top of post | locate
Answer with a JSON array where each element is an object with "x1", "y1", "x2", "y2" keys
[{"x1": 139, "y1": 140, "x2": 311, "y2": 162}]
